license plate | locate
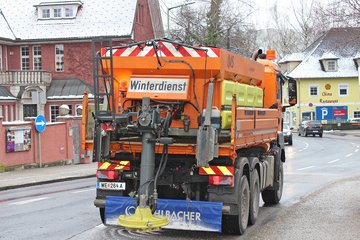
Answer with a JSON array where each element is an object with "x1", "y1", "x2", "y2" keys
[
  {"x1": 97, "y1": 182, "x2": 126, "y2": 190},
  {"x1": 313, "y1": 130, "x2": 318, "y2": 132}
]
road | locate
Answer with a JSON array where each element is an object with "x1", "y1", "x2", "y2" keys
[
  {"x1": 0, "y1": 179, "x2": 97, "y2": 240},
  {"x1": 0, "y1": 133, "x2": 359, "y2": 240}
]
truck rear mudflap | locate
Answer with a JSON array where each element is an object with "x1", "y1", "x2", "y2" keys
[{"x1": 105, "y1": 196, "x2": 223, "y2": 233}]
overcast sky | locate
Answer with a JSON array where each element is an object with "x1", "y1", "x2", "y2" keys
[{"x1": 159, "y1": 0, "x2": 324, "y2": 30}]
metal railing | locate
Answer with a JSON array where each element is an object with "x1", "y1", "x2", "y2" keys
[{"x1": 0, "y1": 70, "x2": 52, "y2": 86}]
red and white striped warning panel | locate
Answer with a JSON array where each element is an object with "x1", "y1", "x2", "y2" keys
[
  {"x1": 98, "y1": 161, "x2": 130, "y2": 171},
  {"x1": 199, "y1": 166, "x2": 234, "y2": 176},
  {"x1": 101, "y1": 41, "x2": 220, "y2": 58}
]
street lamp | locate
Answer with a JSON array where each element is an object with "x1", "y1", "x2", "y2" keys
[{"x1": 167, "y1": 2, "x2": 195, "y2": 36}]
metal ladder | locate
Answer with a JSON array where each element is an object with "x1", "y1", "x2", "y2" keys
[{"x1": 92, "y1": 39, "x2": 115, "y2": 121}]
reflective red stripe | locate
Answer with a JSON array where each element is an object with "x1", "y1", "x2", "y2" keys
[{"x1": 101, "y1": 43, "x2": 220, "y2": 58}]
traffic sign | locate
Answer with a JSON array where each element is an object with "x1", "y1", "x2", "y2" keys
[
  {"x1": 35, "y1": 115, "x2": 47, "y2": 132},
  {"x1": 315, "y1": 106, "x2": 348, "y2": 121}
]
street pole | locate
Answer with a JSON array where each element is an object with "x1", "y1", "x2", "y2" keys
[
  {"x1": 38, "y1": 132, "x2": 42, "y2": 168},
  {"x1": 167, "y1": 2, "x2": 195, "y2": 37}
]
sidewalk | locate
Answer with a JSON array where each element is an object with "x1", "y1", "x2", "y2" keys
[
  {"x1": 0, "y1": 162, "x2": 97, "y2": 191},
  {"x1": 252, "y1": 176, "x2": 360, "y2": 240},
  {"x1": 325, "y1": 129, "x2": 360, "y2": 137}
]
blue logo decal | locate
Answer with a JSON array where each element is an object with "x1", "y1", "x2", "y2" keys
[{"x1": 105, "y1": 196, "x2": 223, "y2": 232}]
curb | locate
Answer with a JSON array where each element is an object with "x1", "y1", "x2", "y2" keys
[{"x1": 0, "y1": 174, "x2": 96, "y2": 192}]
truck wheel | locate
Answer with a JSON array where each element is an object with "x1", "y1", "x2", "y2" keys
[
  {"x1": 288, "y1": 139, "x2": 293, "y2": 145},
  {"x1": 99, "y1": 207, "x2": 106, "y2": 225},
  {"x1": 248, "y1": 170, "x2": 260, "y2": 225},
  {"x1": 222, "y1": 175, "x2": 250, "y2": 235},
  {"x1": 262, "y1": 163, "x2": 283, "y2": 204}
]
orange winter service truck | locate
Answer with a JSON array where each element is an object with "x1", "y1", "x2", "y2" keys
[{"x1": 82, "y1": 39, "x2": 297, "y2": 234}]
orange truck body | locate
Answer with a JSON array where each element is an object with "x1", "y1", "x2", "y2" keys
[
  {"x1": 85, "y1": 39, "x2": 296, "y2": 234},
  {"x1": 84, "y1": 41, "x2": 281, "y2": 160}
]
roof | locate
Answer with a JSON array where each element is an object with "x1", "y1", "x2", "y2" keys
[
  {"x1": 285, "y1": 28, "x2": 360, "y2": 79},
  {"x1": 279, "y1": 52, "x2": 304, "y2": 63},
  {"x1": 320, "y1": 52, "x2": 339, "y2": 60},
  {"x1": 0, "y1": 0, "x2": 137, "y2": 40},
  {"x1": 0, "y1": 86, "x2": 16, "y2": 100},
  {"x1": 0, "y1": 9, "x2": 15, "y2": 40},
  {"x1": 47, "y1": 79, "x2": 93, "y2": 99}
]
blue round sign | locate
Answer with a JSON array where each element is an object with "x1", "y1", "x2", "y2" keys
[{"x1": 35, "y1": 115, "x2": 47, "y2": 132}]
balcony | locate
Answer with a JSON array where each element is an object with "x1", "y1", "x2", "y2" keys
[{"x1": 0, "y1": 71, "x2": 52, "y2": 86}]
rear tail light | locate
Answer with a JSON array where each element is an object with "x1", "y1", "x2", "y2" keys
[
  {"x1": 306, "y1": 124, "x2": 310, "y2": 129},
  {"x1": 209, "y1": 176, "x2": 234, "y2": 186},
  {"x1": 101, "y1": 122, "x2": 114, "y2": 131},
  {"x1": 96, "y1": 170, "x2": 119, "y2": 180}
]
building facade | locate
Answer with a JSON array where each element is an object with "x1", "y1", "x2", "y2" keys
[
  {"x1": 280, "y1": 28, "x2": 360, "y2": 128},
  {"x1": 0, "y1": 0, "x2": 164, "y2": 122}
]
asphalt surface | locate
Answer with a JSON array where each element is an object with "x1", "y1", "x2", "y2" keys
[{"x1": 0, "y1": 129, "x2": 359, "y2": 239}]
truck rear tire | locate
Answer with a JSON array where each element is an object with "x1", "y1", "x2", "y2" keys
[
  {"x1": 222, "y1": 175, "x2": 249, "y2": 235},
  {"x1": 248, "y1": 170, "x2": 260, "y2": 225},
  {"x1": 261, "y1": 162, "x2": 283, "y2": 204}
]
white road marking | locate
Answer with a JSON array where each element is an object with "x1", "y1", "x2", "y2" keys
[
  {"x1": 303, "y1": 141, "x2": 309, "y2": 150},
  {"x1": 346, "y1": 153, "x2": 353, "y2": 158},
  {"x1": 9, "y1": 197, "x2": 49, "y2": 205},
  {"x1": 355, "y1": 149, "x2": 359, "y2": 153},
  {"x1": 71, "y1": 188, "x2": 94, "y2": 194},
  {"x1": 328, "y1": 159, "x2": 340, "y2": 164},
  {"x1": 297, "y1": 166, "x2": 315, "y2": 171}
]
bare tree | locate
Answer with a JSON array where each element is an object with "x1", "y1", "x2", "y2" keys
[
  {"x1": 170, "y1": 0, "x2": 257, "y2": 56},
  {"x1": 262, "y1": 0, "x2": 330, "y2": 57},
  {"x1": 290, "y1": 0, "x2": 326, "y2": 48},
  {"x1": 317, "y1": 0, "x2": 360, "y2": 27},
  {"x1": 265, "y1": 3, "x2": 302, "y2": 58}
]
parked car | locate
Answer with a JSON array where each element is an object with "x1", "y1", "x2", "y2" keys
[
  {"x1": 298, "y1": 120, "x2": 323, "y2": 137},
  {"x1": 283, "y1": 124, "x2": 293, "y2": 145}
]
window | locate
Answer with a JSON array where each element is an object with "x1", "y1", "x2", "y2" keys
[
  {"x1": 67, "y1": 104, "x2": 73, "y2": 115},
  {"x1": 55, "y1": 44, "x2": 64, "y2": 72},
  {"x1": 33, "y1": 46, "x2": 42, "y2": 70},
  {"x1": 0, "y1": 45, "x2": 2, "y2": 71},
  {"x1": 302, "y1": 111, "x2": 315, "y2": 121},
  {"x1": 54, "y1": 8, "x2": 62, "y2": 18},
  {"x1": 23, "y1": 104, "x2": 37, "y2": 118},
  {"x1": 65, "y1": 7, "x2": 74, "y2": 17},
  {"x1": 354, "y1": 111, "x2": 360, "y2": 119},
  {"x1": 327, "y1": 60, "x2": 337, "y2": 71},
  {"x1": 50, "y1": 105, "x2": 59, "y2": 122},
  {"x1": 36, "y1": 2, "x2": 82, "y2": 20},
  {"x1": 75, "y1": 104, "x2": 82, "y2": 115},
  {"x1": 339, "y1": 84, "x2": 348, "y2": 96},
  {"x1": 21, "y1": 46, "x2": 30, "y2": 70},
  {"x1": 309, "y1": 85, "x2": 318, "y2": 96},
  {"x1": 42, "y1": 8, "x2": 50, "y2": 18}
]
